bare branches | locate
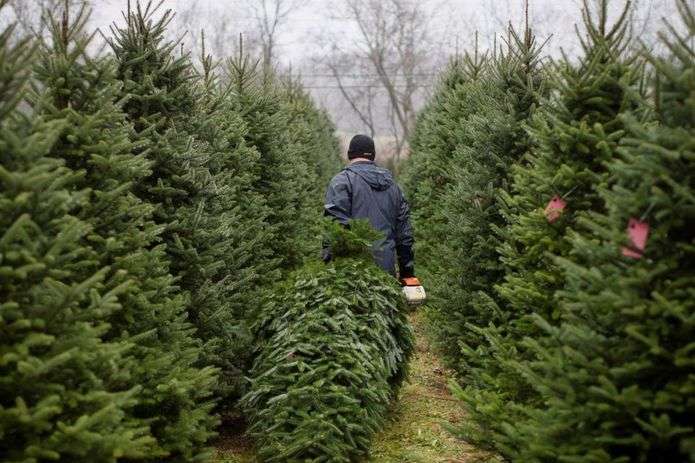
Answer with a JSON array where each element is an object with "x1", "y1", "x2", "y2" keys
[
  {"x1": 3, "y1": 0, "x2": 85, "y2": 40},
  {"x1": 324, "y1": 51, "x2": 377, "y2": 137},
  {"x1": 319, "y1": 0, "x2": 433, "y2": 160},
  {"x1": 169, "y1": 0, "x2": 302, "y2": 73},
  {"x1": 252, "y1": 0, "x2": 305, "y2": 70}
]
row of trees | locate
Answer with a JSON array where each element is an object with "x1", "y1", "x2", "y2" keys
[
  {"x1": 402, "y1": 0, "x2": 694, "y2": 460},
  {"x1": 0, "y1": 1, "x2": 341, "y2": 461}
]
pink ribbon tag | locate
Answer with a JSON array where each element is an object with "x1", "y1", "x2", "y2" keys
[
  {"x1": 545, "y1": 195, "x2": 567, "y2": 223},
  {"x1": 621, "y1": 218, "x2": 650, "y2": 259}
]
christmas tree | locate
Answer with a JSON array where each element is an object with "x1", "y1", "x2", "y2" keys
[
  {"x1": 0, "y1": 9, "x2": 154, "y2": 460},
  {"x1": 242, "y1": 220, "x2": 413, "y2": 462},
  {"x1": 278, "y1": 74, "x2": 344, "y2": 259},
  {"x1": 280, "y1": 73, "x2": 342, "y2": 188},
  {"x1": 106, "y1": 1, "x2": 220, "y2": 307},
  {"x1": 401, "y1": 46, "x2": 487, "y2": 276},
  {"x1": 34, "y1": 3, "x2": 218, "y2": 459},
  {"x1": 187, "y1": 42, "x2": 277, "y2": 404},
  {"x1": 460, "y1": 0, "x2": 646, "y2": 455},
  {"x1": 507, "y1": 1, "x2": 695, "y2": 459},
  {"x1": 497, "y1": 0, "x2": 642, "y2": 335},
  {"x1": 225, "y1": 48, "x2": 315, "y2": 270},
  {"x1": 440, "y1": 20, "x2": 548, "y2": 447},
  {"x1": 399, "y1": 45, "x2": 493, "y2": 366}
]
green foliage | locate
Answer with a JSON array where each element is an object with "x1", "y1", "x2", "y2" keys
[
  {"x1": 505, "y1": 2, "x2": 695, "y2": 460},
  {"x1": 33, "y1": 5, "x2": 218, "y2": 460},
  {"x1": 281, "y1": 75, "x2": 343, "y2": 187},
  {"x1": 106, "y1": 0, "x2": 342, "y2": 437},
  {"x1": 416, "y1": 77, "x2": 501, "y2": 362},
  {"x1": 1, "y1": 0, "x2": 344, "y2": 461},
  {"x1": 322, "y1": 218, "x2": 383, "y2": 259},
  {"x1": 402, "y1": 27, "x2": 547, "y2": 373},
  {"x1": 0, "y1": 12, "x2": 154, "y2": 461},
  {"x1": 478, "y1": 2, "x2": 645, "y2": 450},
  {"x1": 185, "y1": 47, "x2": 278, "y2": 406},
  {"x1": 497, "y1": 1, "x2": 642, "y2": 329},
  {"x1": 401, "y1": 52, "x2": 487, "y2": 274},
  {"x1": 408, "y1": 0, "x2": 695, "y2": 461},
  {"x1": 242, "y1": 220, "x2": 414, "y2": 462},
  {"x1": 279, "y1": 76, "x2": 344, "y2": 258},
  {"x1": 438, "y1": 23, "x2": 548, "y2": 447},
  {"x1": 225, "y1": 54, "x2": 316, "y2": 269},
  {"x1": 200, "y1": 50, "x2": 343, "y2": 402}
]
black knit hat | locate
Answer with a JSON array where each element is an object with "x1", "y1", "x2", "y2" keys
[{"x1": 347, "y1": 134, "x2": 375, "y2": 160}]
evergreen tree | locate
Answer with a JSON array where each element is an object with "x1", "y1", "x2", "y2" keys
[
  {"x1": 188, "y1": 45, "x2": 276, "y2": 404},
  {"x1": 400, "y1": 51, "x2": 482, "y2": 202},
  {"x1": 225, "y1": 51, "x2": 314, "y2": 270},
  {"x1": 242, "y1": 220, "x2": 413, "y2": 462},
  {"x1": 107, "y1": 2, "x2": 216, "y2": 309},
  {"x1": 0, "y1": 10, "x2": 154, "y2": 461},
  {"x1": 439, "y1": 21, "x2": 547, "y2": 443},
  {"x1": 497, "y1": 0, "x2": 641, "y2": 340},
  {"x1": 278, "y1": 74, "x2": 343, "y2": 260},
  {"x1": 35, "y1": 4, "x2": 218, "y2": 459},
  {"x1": 420, "y1": 77, "x2": 503, "y2": 363},
  {"x1": 401, "y1": 47, "x2": 497, "y2": 361},
  {"x1": 507, "y1": 2, "x2": 695, "y2": 460},
  {"x1": 401, "y1": 48, "x2": 487, "y2": 275},
  {"x1": 281, "y1": 73, "x2": 342, "y2": 187},
  {"x1": 457, "y1": 0, "x2": 646, "y2": 454}
]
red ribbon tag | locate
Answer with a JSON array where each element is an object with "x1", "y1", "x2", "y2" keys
[
  {"x1": 621, "y1": 218, "x2": 650, "y2": 259},
  {"x1": 545, "y1": 195, "x2": 567, "y2": 223}
]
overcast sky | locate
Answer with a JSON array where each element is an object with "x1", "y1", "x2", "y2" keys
[
  {"x1": 87, "y1": 0, "x2": 676, "y2": 62},
  {"x1": 4, "y1": 0, "x2": 678, "y2": 138}
]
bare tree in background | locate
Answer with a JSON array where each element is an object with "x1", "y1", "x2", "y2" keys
[
  {"x1": 251, "y1": 0, "x2": 305, "y2": 70},
  {"x1": 323, "y1": 48, "x2": 379, "y2": 138},
  {"x1": 321, "y1": 0, "x2": 434, "y2": 160},
  {"x1": 174, "y1": 0, "x2": 303, "y2": 71},
  {"x1": 2, "y1": 0, "x2": 84, "y2": 39},
  {"x1": 176, "y1": 0, "x2": 248, "y2": 62}
]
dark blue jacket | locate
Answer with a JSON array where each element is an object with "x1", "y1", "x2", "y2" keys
[{"x1": 324, "y1": 160, "x2": 414, "y2": 275}]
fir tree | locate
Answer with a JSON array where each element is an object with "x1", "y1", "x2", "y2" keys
[
  {"x1": 458, "y1": 0, "x2": 646, "y2": 454},
  {"x1": 401, "y1": 46, "x2": 487, "y2": 276},
  {"x1": 107, "y1": 1, "x2": 214, "y2": 299},
  {"x1": 277, "y1": 74, "x2": 343, "y2": 260},
  {"x1": 401, "y1": 47, "x2": 484, "y2": 203},
  {"x1": 440, "y1": 19, "x2": 547, "y2": 445},
  {"x1": 401, "y1": 46, "x2": 495, "y2": 361},
  {"x1": 433, "y1": 21, "x2": 543, "y2": 380},
  {"x1": 0, "y1": 9, "x2": 154, "y2": 461},
  {"x1": 281, "y1": 73, "x2": 342, "y2": 188},
  {"x1": 188, "y1": 43, "x2": 276, "y2": 404},
  {"x1": 507, "y1": 2, "x2": 695, "y2": 460},
  {"x1": 225, "y1": 49, "x2": 314, "y2": 270},
  {"x1": 497, "y1": 0, "x2": 642, "y2": 336},
  {"x1": 34, "y1": 3, "x2": 218, "y2": 459},
  {"x1": 420, "y1": 77, "x2": 504, "y2": 363},
  {"x1": 242, "y1": 220, "x2": 413, "y2": 462}
]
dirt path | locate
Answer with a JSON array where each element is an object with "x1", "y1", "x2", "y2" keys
[{"x1": 211, "y1": 312, "x2": 478, "y2": 462}]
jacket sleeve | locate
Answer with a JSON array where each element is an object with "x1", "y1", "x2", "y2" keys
[
  {"x1": 395, "y1": 186, "x2": 415, "y2": 274},
  {"x1": 324, "y1": 172, "x2": 352, "y2": 225}
]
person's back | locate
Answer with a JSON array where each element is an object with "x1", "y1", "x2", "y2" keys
[{"x1": 323, "y1": 135, "x2": 414, "y2": 277}]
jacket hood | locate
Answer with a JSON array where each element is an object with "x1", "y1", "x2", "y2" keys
[{"x1": 346, "y1": 161, "x2": 394, "y2": 191}]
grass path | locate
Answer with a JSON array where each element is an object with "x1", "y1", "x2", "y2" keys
[
  {"x1": 368, "y1": 311, "x2": 479, "y2": 462},
  {"x1": 211, "y1": 311, "x2": 478, "y2": 462}
]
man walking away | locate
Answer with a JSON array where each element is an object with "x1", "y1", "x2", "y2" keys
[{"x1": 323, "y1": 134, "x2": 415, "y2": 277}]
